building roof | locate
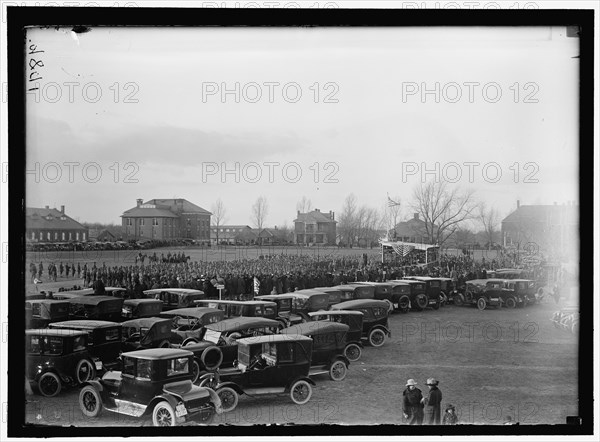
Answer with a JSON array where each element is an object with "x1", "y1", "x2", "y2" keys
[
  {"x1": 26, "y1": 207, "x2": 87, "y2": 231},
  {"x1": 121, "y1": 207, "x2": 179, "y2": 218},
  {"x1": 294, "y1": 209, "x2": 337, "y2": 224},
  {"x1": 392, "y1": 214, "x2": 431, "y2": 238},
  {"x1": 259, "y1": 228, "x2": 289, "y2": 238},
  {"x1": 146, "y1": 199, "x2": 212, "y2": 215},
  {"x1": 502, "y1": 204, "x2": 578, "y2": 225},
  {"x1": 121, "y1": 198, "x2": 212, "y2": 218}
]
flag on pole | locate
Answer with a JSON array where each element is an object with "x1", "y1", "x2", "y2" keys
[
  {"x1": 253, "y1": 276, "x2": 260, "y2": 295},
  {"x1": 387, "y1": 193, "x2": 400, "y2": 207}
]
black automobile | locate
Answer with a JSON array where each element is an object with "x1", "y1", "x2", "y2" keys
[
  {"x1": 78, "y1": 348, "x2": 223, "y2": 426},
  {"x1": 121, "y1": 298, "x2": 164, "y2": 320},
  {"x1": 308, "y1": 310, "x2": 364, "y2": 362},
  {"x1": 160, "y1": 307, "x2": 224, "y2": 346},
  {"x1": 403, "y1": 277, "x2": 442, "y2": 310},
  {"x1": 26, "y1": 329, "x2": 96, "y2": 397},
  {"x1": 330, "y1": 299, "x2": 391, "y2": 347},
  {"x1": 25, "y1": 299, "x2": 70, "y2": 329},
  {"x1": 458, "y1": 279, "x2": 503, "y2": 310},
  {"x1": 121, "y1": 317, "x2": 174, "y2": 351},
  {"x1": 194, "y1": 300, "x2": 278, "y2": 322},
  {"x1": 280, "y1": 321, "x2": 350, "y2": 381},
  {"x1": 333, "y1": 284, "x2": 375, "y2": 302},
  {"x1": 312, "y1": 287, "x2": 343, "y2": 307},
  {"x1": 352, "y1": 282, "x2": 396, "y2": 312},
  {"x1": 184, "y1": 316, "x2": 281, "y2": 383},
  {"x1": 49, "y1": 320, "x2": 123, "y2": 372},
  {"x1": 144, "y1": 288, "x2": 208, "y2": 311},
  {"x1": 63, "y1": 296, "x2": 124, "y2": 322},
  {"x1": 390, "y1": 280, "x2": 429, "y2": 312},
  {"x1": 254, "y1": 294, "x2": 306, "y2": 327},
  {"x1": 198, "y1": 334, "x2": 315, "y2": 412}
]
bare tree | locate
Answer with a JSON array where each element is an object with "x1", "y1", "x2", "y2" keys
[
  {"x1": 296, "y1": 196, "x2": 312, "y2": 213},
  {"x1": 478, "y1": 203, "x2": 501, "y2": 249},
  {"x1": 251, "y1": 196, "x2": 269, "y2": 232},
  {"x1": 210, "y1": 198, "x2": 228, "y2": 245},
  {"x1": 338, "y1": 194, "x2": 358, "y2": 246},
  {"x1": 412, "y1": 181, "x2": 478, "y2": 249}
]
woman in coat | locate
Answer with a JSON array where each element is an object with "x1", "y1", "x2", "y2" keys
[
  {"x1": 402, "y1": 379, "x2": 424, "y2": 425},
  {"x1": 423, "y1": 378, "x2": 443, "y2": 425}
]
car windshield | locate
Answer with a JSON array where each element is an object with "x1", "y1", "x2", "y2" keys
[
  {"x1": 278, "y1": 299, "x2": 291, "y2": 310},
  {"x1": 137, "y1": 359, "x2": 152, "y2": 380},
  {"x1": 105, "y1": 328, "x2": 120, "y2": 341},
  {"x1": 167, "y1": 357, "x2": 189, "y2": 376}
]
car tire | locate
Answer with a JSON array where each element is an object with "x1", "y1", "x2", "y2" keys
[
  {"x1": 38, "y1": 372, "x2": 61, "y2": 397},
  {"x1": 432, "y1": 299, "x2": 440, "y2": 310},
  {"x1": 75, "y1": 359, "x2": 96, "y2": 384},
  {"x1": 329, "y1": 360, "x2": 347, "y2": 381},
  {"x1": 201, "y1": 346, "x2": 224, "y2": 371},
  {"x1": 191, "y1": 359, "x2": 201, "y2": 384},
  {"x1": 477, "y1": 297, "x2": 487, "y2": 311},
  {"x1": 290, "y1": 380, "x2": 312, "y2": 405},
  {"x1": 454, "y1": 294, "x2": 464, "y2": 306},
  {"x1": 217, "y1": 386, "x2": 239, "y2": 413},
  {"x1": 368, "y1": 328, "x2": 386, "y2": 347},
  {"x1": 183, "y1": 338, "x2": 199, "y2": 347},
  {"x1": 152, "y1": 401, "x2": 176, "y2": 427},
  {"x1": 505, "y1": 297, "x2": 517, "y2": 309},
  {"x1": 415, "y1": 295, "x2": 428, "y2": 311},
  {"x1": 79, "y1": 385, "x2": 102, "y2": 418},
  {"x1": 344, "y1": 343, "x2": 361, "y2": 362}
]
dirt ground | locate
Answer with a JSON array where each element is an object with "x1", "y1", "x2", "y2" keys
[{"x1": 22, "y1": 247, "x2": 579, "y2": 427}]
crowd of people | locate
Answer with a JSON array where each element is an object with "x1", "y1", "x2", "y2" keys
[{"x1": 27, "y1": 247, "x2": 550, "y2": 300}]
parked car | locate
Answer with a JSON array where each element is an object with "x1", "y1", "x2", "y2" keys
[
  {"x1": 121, "y1": 298, "x2": 163, "y2": 320},
  {"x1": 352, "y1": 282, "x2": 396, "y2": 312},
  {"x1": 312, "y1": 287, "x2": 343, "y2": 307},
  {"x1": 402, "y1": 277, "x2": 442, "y2": 310},
  {"x1": 185, "y1": 317, "x2": 281, "y2": 383},
  {"x1": 505, "y1": 279, "x2": 542, "y2": 305},
  {"x1": 160, "y1": 307, "x2": 224, "y2": 346},
  {"x1": 25, "y1": 299, "x2": 70, "y2": 328},
  {"x1": 287, "y1": 289, "x2": 331, "y2": 320},
  {"x1": 330, "y1": 299, "x2": 390, "y2": 347},
  {"x1": 280, "y1": 321, "x2": 350, "y2": 381},
  {"x1": 194, "y1": 300, "x2": 278, "y2": 323},
  {"x1": 65, "y1": 296, "x2": 124, "y2": 322},
  {"x1": 121, "y1": 317, "x2": 174, "y2": 351},
  {"x1": 254, "y1": 294, "x2": 306, "y2": 327},
  {"x1": 26, "y1": 329, "x2": 96, "y2": 397},
  {"x1": 49, "y1": 320, "x2": 122, "y2": 372},
  {"x1": 437, "y1": 278, "x2": 459, "y2": 305},
  {"x1": 390, "y1": 280, "x2": 428, "y2": 312},
  {"x1": 458, "y1": 279, "x2": 503, "y2": 310},
  {"x1": 57, "y1": 287, "x2": 128, "y2": 298},
  {"x1": 78, "y1": 348, "x2": 223, "y2": 426},
  {"x1": 308, "y1": 310, "x2": 364, "y2": 361},
  {"x1": 198, "y1": 334, "x2": 315, "y2": 412},
  {"x1": 331, "y1": 284, "x2": 375, "y2": 302},
  {"x1": 144, "y1": 288, "x2": 207, "y2": 311}
]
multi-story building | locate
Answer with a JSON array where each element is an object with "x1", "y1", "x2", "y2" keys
[
  {"x1": 121, "y1": 198, "x2": 211, "y2": 242},
  {"x1": 294, "y1": 209, "x2": 337, "y2": 246},
  {"x1": 389, "y1": 213, "x2": 432, "y2": 244},
  {"x1": 26, "y1": 205, "x2": 89, "y2": 242},
  {"x1": 210, "y1": 225, "x2": 257, "y2": 245}
]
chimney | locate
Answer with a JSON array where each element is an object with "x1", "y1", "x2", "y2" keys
[
  {"x1": 60, "y1": 205, "x2": 65, "y2": 214},
  {"x1": 517, "y1": 200, "x2": 520, "y2": 209},
  {"x1": 136, "y1": 199, "x2": 143, "y2": 208},
  {"x1": 45, "y1": 205, "x2": 49, "y2": 209},
  {"x1": 297, "y1": 210, "x2": 300, "y2": 216},
  {"x1": 315, "y1": 208, "x2": 320, "y2": 212},
  {"x1": 331, "y1": 211, "x2": 335, "y2": 221},
  {"x1": 414, "y1": 213, "x2": 419, "y2": 220}
]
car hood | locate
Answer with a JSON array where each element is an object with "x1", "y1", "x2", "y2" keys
[{"x1": 163, "y1": 380, "x2": 211, "y2": 401}]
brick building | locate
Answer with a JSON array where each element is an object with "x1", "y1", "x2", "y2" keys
[
  {"x1": 121, "y1": 198, "x2": 211, "y2": 242},
  {"x1": 294, "y1": 209, "x2": 337, "y2": 246},
  {"x1": 26, "y1": 205, "x2": 89, "y2": 242}
]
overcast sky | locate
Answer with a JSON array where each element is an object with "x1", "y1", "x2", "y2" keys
[{"x1": 25, "y1": 26, "x2": 579, "y2": 228}]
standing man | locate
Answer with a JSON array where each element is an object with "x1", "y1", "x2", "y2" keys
[
  {"x1": 423, "y1": 378, "x2": 443, "y2": 425},
  {"x1": 402, "y1": 379, "x2": 424, "y2": 425}
]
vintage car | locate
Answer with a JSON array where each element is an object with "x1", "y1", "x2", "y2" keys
[
  {"x1": 184, "y1": 317, "x2": 281, "y2": 383},
  {"x1": 78, "y1": 348, "x2": 223, "y2": 426},
  {"x1": 121, "y1": 317, "x2": 174, "y2": 351},
  {"x1": 458, "y1": 279, "x2": 503, "y2": 310},
  {"x1": 505, "y1": 279, "x2": 542, "y2": 305},
  {"x1": 551, "y1": 306, "x2": 579, "y2": 334},
  {"x1": 121, "y1": 298, "x2": 164, "y2": 320},
  {"x1": 308, "y1": 310, "x2": 364, "y2": 361},
  {"x1": 195, "y1": 300, "x2": 278, "y2": 322},
  {"x1": 65, "y1": 296, "x2": 124, "y2": 322},
  {"x1": 312, "y1": 287, "x2": 343, "y2": 307},
  {"x1": 437, "y1": 277, "x2": 459, "y2": 305},
  {"x1": 254, "y1": 294, "x2": 306, "y2": 327},
  {"x1": 49, "y1": 320, "x2": 123, "y2": 372},
  {"x1": 330, "y1": 299, "x2": 390, "y2": 347},
  {"x1": 198, "y1": 334, "x2": 315, "y2": 412},
  {"x1": 57, "y1": 287, "x2": 129, "y2": 298},
  {"x1": 402, "y1": 277, "x2": 442, "y2": 310},
  {"x1": 25, "y1": 299, "x2": 70, "y2": 328},
  {"x1": 280, "y1": 321, "x2": 350, "y2": 381},
  {"x1": 352, "y1": 282, "x2": 398, "y2": 312},
  {"x1": 332, "y1": 284, "x2": 375, "y2": 302},
  {"x1": 286, "y1": 290, "x2": 331, "y2": 320},
  {"x1": 390, "y1": 280, "x2": 429, "y2": 311},
  {"x1": 26, "y1": 329, "x2": 96, "y2": 397},
  {"x1": 144, "y1": 288, "x2": 207, "y2": 311},
  {"x1": 160, "y1": 307, "x2": 224, "y2": 346}
]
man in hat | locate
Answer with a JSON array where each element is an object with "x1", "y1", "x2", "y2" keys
[
  {"x1": 423, "y1": 378, "x2": 443, "y2": 425},
  {"x1": 402, "y1": 379, "x2": 424, "y2": 425}
]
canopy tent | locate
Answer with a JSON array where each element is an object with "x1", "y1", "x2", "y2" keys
[{"x1": 379, "y1": 239, "x2": 439, "y2": 265}]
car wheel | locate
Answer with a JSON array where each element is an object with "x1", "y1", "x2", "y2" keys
[
  {"x1": 152, "y1": 401, "x2": 176, "y2": 427},
  {"x1": 505, "y1": 297, "x2": 517, "y2": 309},
  {"x1": 217, "y1": 386, "x2": 239, "y2": 413},
  {"x1": 415, "y1": 294, "x2": 428, "y2": 310},
  {"x1": 368, "y1": 328, "x2": 386, "y2": 347},
  {"x1": 344, "y1": 343, "x2": 361, "y2": 362},
  {"x1": 383, "y1": 299, "x2": 394, "y2": 314},
  {"x1": 198, "y1": 372, "x2": 219, "y2": 389},
  {"x1": 454, "y1": 294, "x2": 464, "y2": 306},
  {"x1": 79, "y1": 385, "x2": 102, "y2": 418},
  {"x1": 432, "y1": 299, "x2": 440, "y2": 310},
  {"x1": 191, "y1": 360, "x2": 201, "y2": 384},
  {"x1": 38, "y1": 372, "x2": 61, "y2": 397},
  {"x1": 76, "y1": 359, "x2": 96, "y2": 384},
  {"x1": 477, "y1": 297, "x2": 487, "y2": 311},
  {"x1": 329, "y1": 360, "x2": 347, "y2": 381},
  {"x1": 201, "y1": 346, "x2": 224, "y2": 371},
  {"x1": 290, "y1": 380, "x2": 312, "y2": 405},
  {"x1": 183, "y1": 338, "x2": 199, "y2": 347}
]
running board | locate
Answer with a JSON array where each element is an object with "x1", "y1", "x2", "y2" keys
[
  {"x1": 243, "y1": 387, "x2": 285, "y2": 395},
  {"x1": 104, "y1": 399, "x2": 147, "y2": 417}
]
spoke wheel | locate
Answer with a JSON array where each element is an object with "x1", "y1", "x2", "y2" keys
[
  {"x1": 368, "y1": 329, "x2": 386, "y2": 347},
  {"x1": 38, "y1": 372, "x2": 61, "y2": 397},
  {"x1": 477, "y1": 297, "x2": 487, "y2": 311},
  {"x1": 217, "y1": 386, "x2": 239, "y2": 413},
  {"x1": 329, "y1": 360, "x2": 347, "y2": 381},
  {"x1": 344, "y1": 343, "x2": 361, "y2": 362},
  {"x1": 505, "y1": 297, "x2": 516, "y2": 309},
  {"x1": 152, "y1": 401, "x2": 176, "y2": 427},
  {"x1": 76, "y1": 359, "x2": 96, "y2": 384},
  {"x1": 79, "y1": 385, "x2": 102, "y2": 417},
  {"x1": 290, "y1": 380, "x2": 312, "y2": 405}
]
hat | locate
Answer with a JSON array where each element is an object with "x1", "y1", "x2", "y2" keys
[
  {"x1": 406, "y1": 379, "x2": 417, "y2": 386},
  {"x1": 445, "y1": 404, "x2": 455, "y2": 411},
  {"x1": 426, "y1": 378, "x2": 439, "y2": 386}
]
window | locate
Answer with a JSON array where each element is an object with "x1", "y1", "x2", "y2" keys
[
  {"x1": 43, "y1": 336, "x2": 63, "y2": 356},
  {"x1": 68, "y1": 232, "x2": 72, "y2": 240},
  {"x1": 32, "y1": 231, "x2": 36, "y2": 240},
  {"x1": 73, "y1": 335, "x2": 87, "y2": 352},
  {"x1": 277, "y1": 343, "x2": 294, "y2": 363},
  {"x1": 153, "y1": 218, "x2": 158, "y2": 226},
  {"x1": 54, "y1": 232, "x2": 58, "y2": 240},
  {"x1": 140, "y1": 219, "x2": 145, "y2": 226},
  {"x1": 127, "y1": 218, "x2": 132, "y2": 226},
  {"x1": 167, "y1": 357, "x2": 189, "y2": 376},
  {"x1": 122, "y1": 357, "x2": 135, "y2": 376},
  {"x1": 62, "y1": 232, "x2": 65, "y2": 240},
  {"x1": 136, "y1": 359, "x2": 152, "y2": 380},
  {"x1": 187, "y1": 218, "x2": 191, "y2": 226},
  {"x1": 47, "y1": 232, "x2": 51, "y2": 241},
  {"x1": 105, "y1": 328, "x2": 120, "y2": 341},
  {"x1": 27, "y1": 336, "x2": 41, "y2": 354},
  {"x1": 31, "y1": 303, "x2": 41, "y2": 317},
  {"x1": 76, "y1": 232, "x2": 80, "y2": 241},
  {"x1": 82, "y1": 233, "x2": 86, "y2": 241}
]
